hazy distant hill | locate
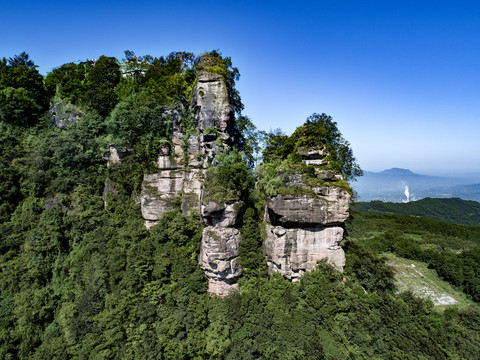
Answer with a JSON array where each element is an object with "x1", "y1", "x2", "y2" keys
[
  {"x1": 352, "y1": 197, "x2": 480, "y2": 226},
  {"x1": 353, "y1": 168, "x2": 480, "y2": 202}
]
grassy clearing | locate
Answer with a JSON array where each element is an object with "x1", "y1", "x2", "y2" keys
[{"x1": 384, "y1": 253, "x2": 476, "y2": 310}]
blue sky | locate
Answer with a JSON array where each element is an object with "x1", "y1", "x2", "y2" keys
[{"x1": 2, "y1": 0, "x2": 479, "y2": 175}]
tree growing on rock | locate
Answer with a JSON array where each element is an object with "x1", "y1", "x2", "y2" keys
[{"x1": 262, "y1": 112, "x2": 363, "y2": 181}]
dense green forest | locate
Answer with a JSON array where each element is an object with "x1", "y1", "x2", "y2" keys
[
  {"x1": 1, "y1": 50, "x2": 480, "y2": 359},
  {"x1": 352, "y1": 197, "x2": 480, "y2": 226}
]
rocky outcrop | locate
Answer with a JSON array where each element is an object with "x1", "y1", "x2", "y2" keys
[
  {"x1": 199, "y1": 225, "x2": 242, "y2": 295},
  {"x1": 103, "y1": 145, "x2": 122, "y2": 167},
  {"x1": 263, "y1": 151, "x2": 351, "y2": 280},
  {"x1": 140, "y1": 71, "x2": 234, "y2": 228},
  {"x1": 191, "y1": 71, "x2": 234, "y2": 135},
  {"x1": 201, "y1": 201, "x2": 244, "y2": 227},
  {"x1": 264, "y1": 225, "x2": 345, "y2": 280},
  {"x1": 265, "y1": 187, "x2": 350, "y2": 227},
  {"x1": 138, "y1": 69, "x2": 242, "y2": 294},
  {"x1": 199, "y1": 194, "x2": 244, "y2": 294},
  {"x1": 50, "y1": 101, "x2": 81, "y2": 129}
]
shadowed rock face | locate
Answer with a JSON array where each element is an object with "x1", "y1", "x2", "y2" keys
[{"x1": 201, "y1": 201, "x2": 244, "y2": 227}]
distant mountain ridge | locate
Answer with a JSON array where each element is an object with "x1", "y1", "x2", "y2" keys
[
  {"x1": 376, "y1": 168, "x2": 419, "y2": 176},
  {"x1": 353, "y1": 168, "x2": 480, "y2": 202}
]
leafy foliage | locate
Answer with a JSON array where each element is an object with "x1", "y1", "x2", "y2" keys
[
  {"x1": 347, "y1": 208, "x2": 480, "y2": 302},
  {"x1": 0, "y1": 50, "x2": 479, "y2": 359},
  {"x1": 203, "y1": 148, "x2": 255, "y2": 204}
]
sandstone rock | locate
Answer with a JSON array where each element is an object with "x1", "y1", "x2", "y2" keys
[
  {"x1": 140, "y1": 169, "x2": 204, "y2": 225},
  {"x1": 201, "y1": 200, "x2": 244, "y2": 227},
  {"x1": 141, "y1": 71, "x2": 235, "y2": 228},
  {"x1": 199, "y1": 226, "x2": 242, "y2": 295},
  {"x1": 264, "y1": 188, "x2": 350, "y2": 227},
  {"x1": 263, "y1": 224, "x2": 345, "y2": 280},
  {"x1": 314, "y1": 169, "x2": 344, "y2": 181},
  {"x1": 107, "y1": 145, "x2": 121, "y2": 166},
  {"x1": 138, "y1": 70, "x2": 244, "y2": 295},
  {"x1": 262, "y1": 143, "x2": 351, "y2": 278},
  {"x1": 191, "y1": 71, "x2": 234, "y2": 136},
  {"x1": 304, "y1": 159, "x2": 328, "y2": 166},
  {"x1": 141, "y1": 171, "x2": 184, "y2": 221},
  {"x1": 297, "y1": 146, "x2": 326, "y2": 159},
  {"x1": 181, "y1": 169, "x2": 204, "y2": 215}
]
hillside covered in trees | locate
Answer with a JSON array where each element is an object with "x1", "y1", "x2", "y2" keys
[
  {"x1": 1, "y1": 50, "x2": 480, "y2": 359},
  {"x1": 352, "y1": 197, "x2": 480, "y2": 226}
]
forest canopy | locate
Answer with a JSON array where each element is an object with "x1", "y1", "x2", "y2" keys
[{"x1": 0, "y1": 50, "x2": 479, "y2": 359}]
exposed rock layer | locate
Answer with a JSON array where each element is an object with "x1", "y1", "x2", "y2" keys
[
  {"x1": 264, "y1": 225, "x2": 345, "y2": 280},
  {"x1": 140, "y1": 71, "x2": 235, "y2": 226},
  {"x1": 198, "y1": 226, "x2": 242, "y2": 295},
  {"x1": 264, "y1": 187, "x2": 350, "y2": 227},
  {"x1": 139, "y1": 70, "x2": 242, "y2": 294},
  {"x1": 263, "y1": 153, "x2": 350, "y2": 280}
]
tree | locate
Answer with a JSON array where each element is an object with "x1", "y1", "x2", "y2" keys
[
  {"x1": 0, "y1": 87, "x2": 42, "y2": 126},
  {"x1": 8, "y1": 52, "x2": 35, "y2": 68},
  {"x1": 44, "y1": 62, "x2": 87, "y2": 101},
  {"x1": 0, "y1": 53, "x2": 47, "y2": 124},
  {"x1": 81, "y1": 56, "x2": 120, "y2": 117}
]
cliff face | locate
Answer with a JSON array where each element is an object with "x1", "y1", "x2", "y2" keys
[
  {"x1": 140, "y1": 71, "x2": 234, "y2": 228},
  {"x1": 140, "y1": 70, "x2": 243, "y2": 295},
  {"x1": 263, "y1": 153, "x2": 351, "y2": 281},
  {"x1": 140, "y1": 70, "x2": 351, "y2": 293}
]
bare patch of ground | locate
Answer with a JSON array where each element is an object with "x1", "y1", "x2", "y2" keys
[{"x1": 385, "y1": 254, "x2": 474, "y2": 308}]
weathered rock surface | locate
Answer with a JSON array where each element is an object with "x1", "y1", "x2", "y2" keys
[
  {"x1": 201, "y1": 201, "x2": 244, "y2": 227},
  {"x1": 264, "y1": 187, "x2": 350, "y2": 227},
  {"x1": 138, "y1": 69, "x2": 243, "y2": 294},
  {"x1": 140, "y1": 71, "x2": 235, "y2": 228},
  {"x1": 141, "y1": 169, "x2": 203, "y2": 228},
  {"x1": 191, "y1": 71, "x2": 234, "y2": 135},
  {"x1": 264, "y1": 225, "x2": 345, "y2": 281},
  {"x1": 199, "y1": 227, "x2": 242, "y2": 295},
  {"x1": 105, "y1": 145, "x2": 121, "y2": 166},
  {"x1": 50, "y1": 101, "x2": 81, "y2": 129},
  {"x1": 263, "y1": 156, "x2": 350, "y2": 279}
]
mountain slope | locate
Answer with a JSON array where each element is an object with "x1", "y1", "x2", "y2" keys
[{"x1": 352, "y1": 197, "x2": 480, "y2": 226}]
